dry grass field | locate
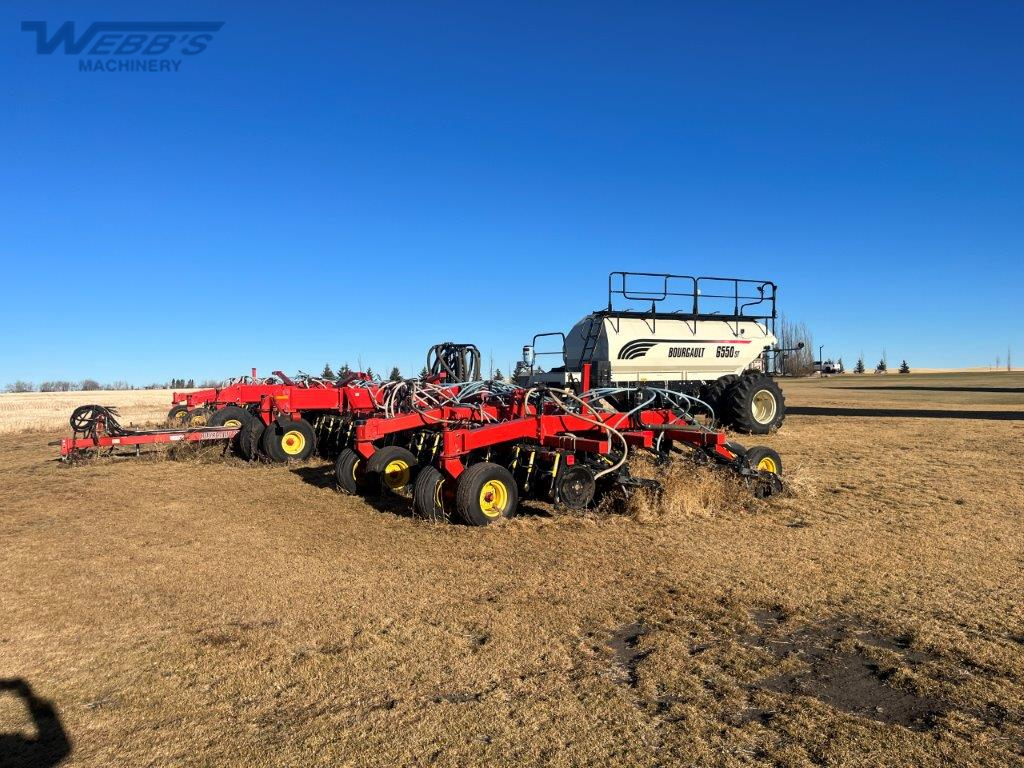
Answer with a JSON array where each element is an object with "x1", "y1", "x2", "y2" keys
[
  {"x1": 0, "y1": 390, "x2": 183, "y2": 434},
  {"x1": 2, "y1": 373, "x2": 1023, "y2": 767}
]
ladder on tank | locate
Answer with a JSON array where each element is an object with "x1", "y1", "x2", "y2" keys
[{"x1": 579, "y1": 317, "x2": 601, "y2": 364}]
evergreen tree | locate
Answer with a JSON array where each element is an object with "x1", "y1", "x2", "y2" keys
[
  {"x1": 419, "y1": 365, "x2": 429, "y2": 379},
  {"x1": 321, "y1": 363, "x2": 335, "y2": 380},
  {"x1": 898, "y1": 360, "x2": 910, "y2": 374},
  {"x1": 338, "y1": 362, "x2": 351, "y2": 376},
  {"x1": 837, "y1": 357, "x2": 845, "y2": 373},
  {"x1": 854, "y1": 358, "x2": 865, "y2": 374},
  {"x1": 876, "y1": 358, "x2": 888, "y2": 373},
  {"x1": 494, "y1": 368, "x2": 504, "y2": 382},
  {"x1": 186, "y1": 378, "x2": 195, "y2": 388},
  {"x1": 389, "y1": 366, "x2": 402, "y2": 381},
  {"x1": 365, "y1": 366, "x2": 375, "y2": 380}
]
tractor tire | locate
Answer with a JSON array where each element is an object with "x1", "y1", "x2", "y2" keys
[
  {"x1": 743, "y1": 446, "x2": 783, "y2": 475},
  {"x1": 208, "y1": 405, "x2": 252, "y2": 429},
  {"x1": 699, "y1": 375, "x2": 739, "y2": 423},
  {"x1": 335, "y1": 448, "x2": 369, "y2": 494},
  {"x1": 185, "y1": 407, "x2": 214, "y2": 427},
  {"x1": 260, "y1": 417, "x2": 316, "y2": 462},
  {"x1": 455, "y1": 462, "x2": 518, "y2": 526},
  {"x1": 167, "y1": 404, "x2": 189, "y2": 426},
  {"x1": 412, "y1": 465, "x2": 454, "y2": 522},
  {"x1": 721, "y1": 375, "x2": 785, "y2": 434},
  {"x1": 236, "y1": 418, "x2": 265, "y2": 461},
  {"x1": 367, "y1": 445, "x2": 418, "y2": 496}
]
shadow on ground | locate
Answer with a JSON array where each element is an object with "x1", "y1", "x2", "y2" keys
[
  {"x1": 0, "y1": 678, "x2": 71, "y2": 767},
  {"x1": 788, "y1": 406, "x2": 1024, "y2": 420},
  {"x1": 839, "y1": 385, "x2": 1024, "y2": 394}
]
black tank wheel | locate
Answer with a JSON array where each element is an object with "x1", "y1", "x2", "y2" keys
[
  {"x1": 722, "y1": 375, "x2": 785, "y2": 434},
  {"x1": 699, "y1": 375, "x2": 739, "y2": 424}
]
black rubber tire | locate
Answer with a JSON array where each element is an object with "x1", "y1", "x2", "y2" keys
[
  {"x1": 185, "y1": 407, "x2": 214, "y2": 426},
  {"x1": 412, "y1": 465, "x2": 453, "y2": 522},
  {"x1": 236, "y1": 418, "x2": 265, "y2": 461},
  {"x1": 699, "y1": 375, "x2": 739, "y2": 423},
  {"x1": 167, "y1": 404, "x2": 189, "y2": 426},
  {"x1": 743, "y1": 446, "x2": 783, "y2": 475},
  {"x1": 208, "y1": 405, "x2": 252, "y2": 429},
  {"x1": 721, "y1": 375, "x2": 786, "y2": 434},
  {"x1": 366, "y1": 445, "x2": 418, "y2": 495},
  {"x1": 335, "y1": 448, "x2": 369, "y2": 494},
  {"x1": 260, "y1": 417, "x2": 316, "y2": 462},
  {"x1": 455, "y1": 462, "x2": 518, "y2": 526}
]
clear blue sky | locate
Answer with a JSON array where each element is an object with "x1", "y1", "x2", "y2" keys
[{"x1": 3, "y1": 1, "x2": 1022, "y2": 384}]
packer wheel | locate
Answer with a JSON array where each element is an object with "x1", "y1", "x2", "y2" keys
[
  {"x1": 455, "y1": 462, "x2": 518, "y2": 526},
  {"x1": 260, "y1": 418, "x2": 316, "y2": 462}
]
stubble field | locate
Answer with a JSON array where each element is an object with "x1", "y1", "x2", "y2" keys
[
  {"x1": 0, "y1": 390, "x2": 180, "y2": 434},
  {"x1": 1, "y1": 373, "x2": 1022, "y2": 767}
]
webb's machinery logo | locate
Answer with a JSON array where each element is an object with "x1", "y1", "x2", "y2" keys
[{"x1": 20, "y1": 21, "x2": 224, "y2": 72}]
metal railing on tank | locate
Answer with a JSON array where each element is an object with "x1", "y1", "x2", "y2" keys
[{"x1": 607, "y1": 271, "x2": 777, "y2": 328}]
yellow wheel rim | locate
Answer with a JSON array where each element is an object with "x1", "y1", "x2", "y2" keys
[
  {"x1": 224, "y1": 419, "x2": 242, "y2": 428},
  {"x1": 751, "y1": 390, "x2": 778, "y2": 424},
  {"x1": 757, "y1": 456, "x2": 778, "y2": 473},
  {"x1": 479, "y1": 479, "x2": 509, "y2": 518},
  {"x1": 191, "y1": 414, "x2": 208, "y2": 426},
  {"x1": 382, "y1": 459, "x2": 410, "y2": 490},
  {"x1": 281, "y1": 429, "x2": 306, "y2": 456},
  {"x1": 351, "y1": 457, "x2": 363, "y2": 483}
]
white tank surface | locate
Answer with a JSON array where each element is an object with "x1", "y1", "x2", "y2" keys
[{"x1": 562, "y1": 314, "x2": 775, "y2": 382}]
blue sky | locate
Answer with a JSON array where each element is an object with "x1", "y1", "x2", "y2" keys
[{"x1": 2, "y1": 1, "x2": 1022, "y2": 384}]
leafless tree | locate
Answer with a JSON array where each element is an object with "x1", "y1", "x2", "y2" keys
[{"x1": 777, "y1": 314, "x2": 815, "y2": 376}]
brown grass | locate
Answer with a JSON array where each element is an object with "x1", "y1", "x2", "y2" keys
[
  {"x1": 1, "y1": 374, "x2": 1023, "y2": 766},
  {"x1": 0, "y1": 390, "x2": 182, "y2": 434}
]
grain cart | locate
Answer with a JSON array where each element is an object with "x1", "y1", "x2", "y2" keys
[{"x1": 518, "y1": 272, "x2": 787, "y2": 433}]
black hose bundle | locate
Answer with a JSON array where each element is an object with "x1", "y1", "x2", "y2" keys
[
  {"x1": 69, "y1": 405, "x2": 132, "y2": 439},
  {"x1": 426, "y1": 342, "x2": 481, "y2": 381}
]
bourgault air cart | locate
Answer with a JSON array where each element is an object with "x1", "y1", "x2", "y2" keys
[{"x1": 519, "y1": 272, "x2": 788, "y2": 434}]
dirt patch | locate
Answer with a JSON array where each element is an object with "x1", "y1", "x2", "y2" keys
[
  {"x1": 745, "y1": 611, "x2": 944, "y2": 731},
  {"x1": 607, "y1": 622, "x2": 649, "y2": 688}
]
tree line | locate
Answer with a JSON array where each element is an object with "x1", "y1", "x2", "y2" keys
[
  {"x1": 2, "y1": 378, "x2": 218, "y2": 393},
  {"x1": 318, "y1": 363, "x2": 505, "y2": 382}
]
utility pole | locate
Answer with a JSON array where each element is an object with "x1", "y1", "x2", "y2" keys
[{"x1": 818, "y1": 345, "x2": 824, "y2": 376}]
